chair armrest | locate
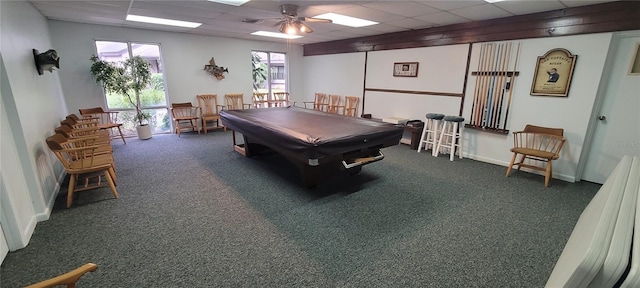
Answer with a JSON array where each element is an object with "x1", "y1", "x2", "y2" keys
[{"x1": 25, "y1": 263, "x2": 98, "y2": 288}]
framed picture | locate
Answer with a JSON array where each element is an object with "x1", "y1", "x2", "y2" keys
[
  {"x1": 629, "y1": 42, "x2": 640, "y2": 75},
  {"x1": 393, "y1": 62, "x2": 419, "y2": 77},
  {"x1": 530, "y1": 48, "x2": 577, "y2": 97}
]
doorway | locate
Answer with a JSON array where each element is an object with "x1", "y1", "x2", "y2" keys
[{"x1": 581, "y1": 33, "x2": 640, "y2": 184}]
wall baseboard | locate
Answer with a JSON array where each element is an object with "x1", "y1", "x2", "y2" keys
[{"x1": 464, "y1": 154, "x2": 576, "y2": 183}]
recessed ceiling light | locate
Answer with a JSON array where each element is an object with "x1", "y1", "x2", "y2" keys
[
  {"x1": 126, "y1": 14, "x2": 201, "y2": 28},
  {"x1": 313, "y1": 13, "x2": 378, "y2": 28},
  {"x1": 207, "y1": 0, "x2": 250, "y2": 6},
  {"x1": 251, "y1": 31, "x2": 302, "y2": 39},
  {"x1": 484, "y1": 0, "x2": 506, "y2": 3}
]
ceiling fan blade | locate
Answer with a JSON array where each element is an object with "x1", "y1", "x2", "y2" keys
[{"x1": 299, "y1": 17, "x2": 332, "y2": 23}]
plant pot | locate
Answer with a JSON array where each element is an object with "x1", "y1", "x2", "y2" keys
[{"x1": 136, "y1": 124, "x2": 152, "y2": 140}]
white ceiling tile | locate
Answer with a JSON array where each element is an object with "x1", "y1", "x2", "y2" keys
[
  {"x1": 334, "y1": 5, "x2": 406, "y2": 23},
  {"x1": 449, "y1": 3, "x2": 514, "y2": 21},
  {"x1": 416, "y1": 0, "x2": 486, "y2": 11},
  {"x1": 495, "y1": 0, "x2": 566, "y2": 15},
  {"x1": 362, "y1": 23, "x2": 415, "y2": 33},
  {"x1": 560, "y1": 0, "x2": 619, "y2": 8},
  {"x1": 362, "y1": 1, "x2": 442, "y2": 17},
  {"x1": 29, "y1": 0, "x2": 623, "y2": 45},
  {"x1": 385, "y1": 17, "x2": 436, "y2": 29},
  {"x1": 413, "y1": 11, "x2": 471, "y2": 26}
]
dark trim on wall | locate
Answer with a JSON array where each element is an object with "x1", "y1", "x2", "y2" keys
[
  {"x1": 460, "y1": 43, "x2": 472, "y2": 117},
  {"x1": 365, "y1": 88, "x2": 463, "y2": 97},
  {"x1": 304, "y1": 1, "x2": 640, "y2": 56}
]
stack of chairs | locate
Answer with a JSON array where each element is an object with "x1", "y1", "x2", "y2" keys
[
  {"x1": 46, "y1": 114, "x2": 119, "y2": 208},
  {"x1": 546, "y1": 155, "x2": 640, "y2": 287}
]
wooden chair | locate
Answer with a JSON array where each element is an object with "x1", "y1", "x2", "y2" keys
[
  {"x1": 78, "y1": 107, "x2": 126, "y2": 144},
  {"x1": 343, "y1": 96, "x2": 360, "y2": 117},
  {"x1": 506, "y1": 124, "x2": 567, "y2": 187},
  {"x1": 272, "y1": 92, "x2": 291, "y2": 107},
  {"x1": 252, "y1": 92, "x2": 270, "y2": 108},
  {"x1": 196, "y1": 94, "x2": 225, "y2": 133},
  {"x1": 26, "y1": 263, "x2": 98, "y2": 288},
  {"x1": 303, "y1": 93, "x2": 329, "y2": 112},
  {"x1": 327, "y1": 94, "x2": 342, "y2": 114},
  {"x1": 56, "y1": 122, "x2": 111, "y2": 146},
  {"x1": 224, "y1": 93, "x2": 252, "y2": 110},
  {"x1": 46, "y1": 134, "x2": 118, "y2": 208},
  {"x1": 170, "y1": 102, "x2": 201, "y2": 137}
]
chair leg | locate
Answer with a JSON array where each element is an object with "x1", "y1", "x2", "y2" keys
[
  {"x1": 545, "y1": 161, "x2": 552, "y2": 187},
  {"x1": 203, "y1": 119, "x2": 207, "y2": 134},
  {"x1": 506, "y1": 153, "x2": 517, "y2": 176},
  {"x1": 417, "y1": 122, "x2": 429, "y2": 153},
  {"x1": 108, "y1": 166, "x2": 117, "y2": 185},
  {"x1": 105, "y1": 170, "x2": 119, "y2": 198},
  {"x1": 516, "y1": 154, "x2": 526, "y2": 171},
  {"x1": 115, "y1": 126, "x2": 126, "y2": 144},
  {"x1": 434, "y1": 122, "x2": 447, "y2": 157},
  {"x1": 449, "y1": 122, "x2": 459, "y2": 162},
  {"x1": 67, "y1": 174, "x2": 76, "y2": 208}
]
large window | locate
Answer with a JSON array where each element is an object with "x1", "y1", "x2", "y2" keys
[
  {"x1": 252, "y1": 51, "x2": 287, "y2": 96},
  {"x1": 94, "y1": 41, "x2": 170, "y2": 135}
]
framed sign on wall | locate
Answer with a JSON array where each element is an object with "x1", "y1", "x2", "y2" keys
[
  {"x1": 530, "y1": 48, "x2": 577, "y2": 97},
  {"x1": 393, "y1": 62, "x2": 419, "y2": 77}
]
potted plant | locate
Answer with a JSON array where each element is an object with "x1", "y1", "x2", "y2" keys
[{"x1": 89, "y1": 55, "x2": 153, "y2": 140}]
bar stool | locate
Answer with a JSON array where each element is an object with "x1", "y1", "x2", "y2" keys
[
  {"x1": 435, "y1": 115, "x2": 465, "y2": 161},
  {"x1": 417, "y1": 113, "x2": 445, "y2": 156}
]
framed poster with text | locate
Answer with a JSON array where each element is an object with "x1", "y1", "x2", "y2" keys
[
  {"x1": 530, "y1": 48, "x2": 577, "y2": 97},
  {"x1": 393, "y1": 62, "x2": 419, "y2": 77}
]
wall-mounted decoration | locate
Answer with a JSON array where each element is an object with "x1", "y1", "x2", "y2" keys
[
  {"x1": 530, "y1": 48, "x2": 577, "y2": 97},
  {"x1": 204, "y1": 57, "x2": 229, "y2": 80},
  {"x1": 33, "y1": 49, "x2": 60, "y2": 75},
  {"x1": 393, "y1": 62, "x2": 418, "y2": 77},
  {"x1": 629, "y1": 42, "x2": 640, "y2": 75},
  {"x1": 467, "y1": 41, "x2": 521, "y2": 133}
]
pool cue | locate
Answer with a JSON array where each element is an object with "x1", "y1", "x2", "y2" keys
[
  {"x1": 471, "y1": 43, "x2": 486, "y2": 126},
  {"x1": 492, "y1": 42, "x2": 509, "y2": 128},
  {"x1": 485, "y1": 44, "x2": 500, "y2": 127},
  {"x1": 496, "y1": 42, "x2": 512, "y2": 129},
  {"x1": 478, "y1": 43, "x2": 491, "y2": 126},
  {"x1": 487, "y1": 43, "x2": 503, "y2": 128},
  {"x1": 482, "y1": 43, "x2": 496, "y2": 127},
  {"x1": 503, "y1": 42, "x2": 521, "y2": 131}
]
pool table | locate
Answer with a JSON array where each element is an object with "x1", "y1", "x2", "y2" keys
[{"x1": 220, "y1": 106, "x2": 403, "y2": 186}]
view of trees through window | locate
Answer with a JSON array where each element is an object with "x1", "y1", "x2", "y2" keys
[
  {"x1": 252, "y1": 51, "x2": 287, "y2": 97},
  {"x1": 94, "y1": 41, "x2": 170, "y2": 136}
]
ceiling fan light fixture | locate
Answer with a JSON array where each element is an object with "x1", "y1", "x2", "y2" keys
[
  {"x1": 296, "y1": 21, "x2": 313, "y2": 33},
  {"x1": 279, "y1": 19, "x2": 304, "y2": 35}
]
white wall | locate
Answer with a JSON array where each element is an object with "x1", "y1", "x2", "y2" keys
[
  {"x1": 302, "y1": 34, "x2": 616, "y2": 183},
  {"x1": 367, "y1": 45, "x2": 469, "y2": 120},
  {"x1": 462, "y1": 34, "x2": 613, "y2": 182},
  {"x1": 302, "y1": 52, "x2": 365, "y2": 113},
  {"x1": 48, "y1": 21, "x2": 305, "y2": 114},
  {"x1": 0, "y1": 1, "x2": 68, "y2": 261}
]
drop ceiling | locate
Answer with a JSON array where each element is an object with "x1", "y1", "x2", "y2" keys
[{"x1": 29, "y1": 0, "x2": 620, "y2": 45}]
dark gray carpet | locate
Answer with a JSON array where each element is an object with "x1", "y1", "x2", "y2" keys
[{"x1": 0, "y1": 131, "x2": 600, "y2": 287}]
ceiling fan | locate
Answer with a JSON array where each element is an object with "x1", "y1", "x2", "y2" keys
[{"x1": 244, "y1": 4, "x2": 332, "y2": 34}]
